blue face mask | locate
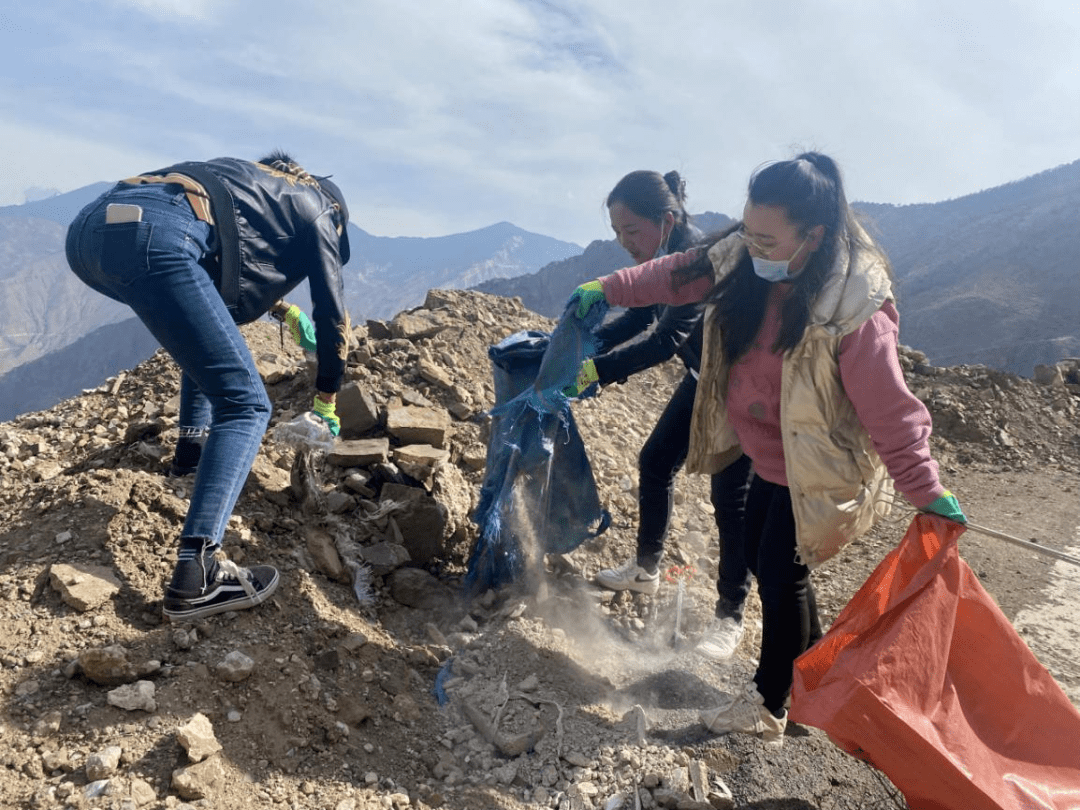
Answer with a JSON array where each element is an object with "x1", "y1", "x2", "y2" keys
[{"x1": 751, "y1": 237, "x2": 808, "y2": 282}]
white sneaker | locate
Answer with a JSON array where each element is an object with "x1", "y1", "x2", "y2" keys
[
  {"x1": 696, "y1": 616, "x2": 744, "y2": 661},
  {"x1": 699, "y1": 683, "x2": 786, "y2": 747},
  {"x1": 594, "y1": 557, "x2": 659, "y2": 595}
]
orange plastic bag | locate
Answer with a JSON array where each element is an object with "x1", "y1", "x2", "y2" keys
[{"x1": 790, "y1": 514, "x2": 1080, "y2": 810}]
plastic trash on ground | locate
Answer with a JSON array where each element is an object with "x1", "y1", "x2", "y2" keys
[{"x1": 271, "y1": 412, "x2": 335, "y2": 454}]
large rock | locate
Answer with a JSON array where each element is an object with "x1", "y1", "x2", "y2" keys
[
  {"x1": 49, "y1": 563, "x2": 120, "y2": 611},
  {"x1": 328, "y1": 438, "x2": 390, "y2": 467},
  {"x1": 417, "y1": 358, "x2": 454, "y2": 390},
  {"x1": 390, "y1": 310, "x2": 454, "y2": 340},
  {"x1": 77, "y1": 645, "x2": 159, "y2": 686},
  {"x1": 388, "y1": 568, "x2": 456, "y2": 610},
  {"x1": 1033, "y1": 363, "x2": 1065, "y2": 386},
  {"x1": 337, "y1": 382, "x2": 380, "y2": 436},
  {"x1": 381, "y1": 483, "x2": 450, "y2": 564},
  {"x1": 304, "y1": 526, "x2": 348, "y2": 582},
  {"x1": 385, "y1": 405, "x2": 451, "y2": 448},
  {"x1": 393, "y1": 443, "x2": 450, "y2": 488},
  {"x1": 359, "y1": 541, "x2": 411, "y2": 577}
]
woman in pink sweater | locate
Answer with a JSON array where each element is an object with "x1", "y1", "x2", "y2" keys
[{"x1": 568, "y1": 152, "x2": 964, "y2": 746}]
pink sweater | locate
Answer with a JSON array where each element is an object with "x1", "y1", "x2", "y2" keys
[{"x1": 601, "y1": 253, "x2": 943, "y2": 508}]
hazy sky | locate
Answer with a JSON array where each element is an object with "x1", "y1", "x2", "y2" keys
[{"x1": 2, "y1": 1, "x2": 1077, "y2": 245}]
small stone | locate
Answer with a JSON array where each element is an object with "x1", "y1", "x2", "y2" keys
[
  {"x1": 340, "y1": 632, "x2": 369, "y2": 652},
  {"x1": 106, "y1": 680, "x2": 156, "y2": 712},
  {"x1": 172, "y1": 755, "x2": 226, "y2": 800},
  {"x1": 576, "y1": 781, "x2": 598, "y2": 796},
  {"x1": 33, "y1": 711, "x2": 63, "y2": 738},
  {"x1": 15, "y1": 679, "x2": 39, "y2": 697},
  {"x1": 129, "y1": 777, "x2": 157, "y2": 806},
  {"x1": 173, "y1": 629, "x2": 198, "y2": 650},
  {"x1": 79, "y1": 645, "x2": 138, "y2": 686},
  {"x1": 564, "y1": 751, "x2": 592, "y2": 768},
  {"x1": 84, "y1": 780, "x2": 111, "y2": 799},
  {"x1": 49, "y1": 563, "x2": 121, "y2": 611},
  {"x1": 177, "y1": 713, "x2": 222, "y2": 763},
  {"x1": 41, "y1": 749, "x2": 68, "y2": 772},
  {"x1": 216, "y1": 651, "x2": 255, "y2": 683},
  {"x1": 515, "y1": 674, "x2": 540, "y2": 692},
  {"x1": 85, "y1": 746, "x2": 123, "y2": 780}
]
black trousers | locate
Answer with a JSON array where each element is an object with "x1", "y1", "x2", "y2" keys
[
  {"x1": 636, "y1": 372, "x2": 753, "y2": 616},
  {"x1": 744, "y1": 475, "x2": 824, "y2": 713}
]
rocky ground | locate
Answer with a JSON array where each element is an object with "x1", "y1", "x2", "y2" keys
[{"x1": 0, "y1": 289, "x2": 1078, "y2": 810}]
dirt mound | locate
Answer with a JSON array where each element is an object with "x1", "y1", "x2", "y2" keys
[{"x1": 0, "y1": 289, "x2": 1077, "y2": 810}]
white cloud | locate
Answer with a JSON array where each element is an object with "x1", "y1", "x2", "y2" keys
[
  {"x1": 2, "y1": 0, "x2": 1079, "y2": 242},
  {"x1": 0, "y1": 120, "x2": 172, "y2": 206},
  {"x1": 115, "y1": 0, "x2": 216, "y2": 22}
]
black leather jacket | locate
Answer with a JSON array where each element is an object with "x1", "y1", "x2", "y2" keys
[
  {"x1": 150, "y1": 158, "x2": 351, "y2": 393},
  {"x1": 591, "y1": 223, "x2": 704, "y2": 385},
  {"x1": 592, "y1": 303, "x2": 703, "y2": 384}
]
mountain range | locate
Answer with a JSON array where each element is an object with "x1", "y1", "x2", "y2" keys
[
  {"x1": 860, "y1": 160, "x2": 1080, "y2": 373},
  {"x1": 0, "y1": 186, "x2": 581, "y2": 421},
  {"x1": 1, "y1": 159, "x2": 1078, "y2": 420}
]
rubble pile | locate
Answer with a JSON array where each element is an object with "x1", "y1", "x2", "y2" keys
[
  {"x1": 0, "y1": 289, "x2": 1076, "y2": 810},
  {"x1": 901, "y1": 348, "x2": 1080, "y2": 474}
]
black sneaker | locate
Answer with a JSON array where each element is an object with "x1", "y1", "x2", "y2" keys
[
  {"x1": 163, "y1": 559, "x2": 280, "y2": 622},
  {"x1": 167, "y1": 435, "x2": 205, "y2": 478},
  {"x1": 166, "y1": 461, "x2": 198, "y2": 478}
]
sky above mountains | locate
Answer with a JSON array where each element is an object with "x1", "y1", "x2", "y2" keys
[{"x1": 2, "y1": 1, "x2": 1078, "y2": 246}]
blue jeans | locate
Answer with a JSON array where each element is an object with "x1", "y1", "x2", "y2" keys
[{"x1": 65, "y1": 183, "x2": 271, "y2": 548}]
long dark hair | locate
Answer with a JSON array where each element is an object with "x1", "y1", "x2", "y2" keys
[
  {"x1": 677, "y1": 152, "x2": 890, "y2": 364},
  {"x1": 606, "y1": 170, "x2": 699, "y2": 253}
]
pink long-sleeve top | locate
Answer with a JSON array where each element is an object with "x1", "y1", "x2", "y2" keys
[{"x1": 601, "y1": 253, "x2": 944, "y2": 508}]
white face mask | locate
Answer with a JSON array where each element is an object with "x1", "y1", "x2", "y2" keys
[{"x1": 751, "y1": 237, "x2": 808, "y2": 282}]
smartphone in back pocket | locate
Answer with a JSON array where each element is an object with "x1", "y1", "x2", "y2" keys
[{"x1": 106, "y1": 203, "x2": 143, "y2": 224}]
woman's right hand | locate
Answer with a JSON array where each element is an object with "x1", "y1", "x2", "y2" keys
[
  {"x1": 567, "y1": 280, "x2": 606, "y2": 319},
  {"x1": 922, "y1": 490, "x2": 966, "y2": 523}
]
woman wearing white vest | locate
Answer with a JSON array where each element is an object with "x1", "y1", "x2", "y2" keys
[{"x1": 565, "y1": 152, "x2": 964, "y2": 746}]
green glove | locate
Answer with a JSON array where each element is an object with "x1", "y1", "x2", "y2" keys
[
  {"x1": 311, "y1": 395, "x2": 340, "y2": 437},
  {"x1": 568, "y1": 280, "x2": 606, "y2": 319},
  {"x1": 562, "y1": 358, "x2": 599, "y2": 397},
  {"x1": 922, "y1": 490, "x2": 966, "y2": 523},
  {"x1": 284, "y1": 305, "x2": 318, "y2": 352}
]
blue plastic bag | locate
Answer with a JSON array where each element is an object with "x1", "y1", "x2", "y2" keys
[{"x1": 467, "y1": 301, "x2": 611, "y2": 593}]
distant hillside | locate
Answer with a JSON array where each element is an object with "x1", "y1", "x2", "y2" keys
[
  {"x1": 0, "y1": 317, "x2": 158, "y2": 422},
  {"x1": 0, "y1": 182, "x2": 113, "y2": 225},
  {"x1": 858, "y1": 158, "x2": 1080, "y2": 373},
  {"x1": 0, "y1": 188, "x2": 579, "y2": 418},
  {"x1": 3, "y1": 158, "x2": 1080, "y2": 422},
  {"x1": 343, "y1": 221, "x2": 580, "y2": 322},
  {"x1": 473, "y1": 211, "x2": 735, "y2": 317},
  {"x1": 0, "y1": 217, "x2": 131, "y2": 377}
]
